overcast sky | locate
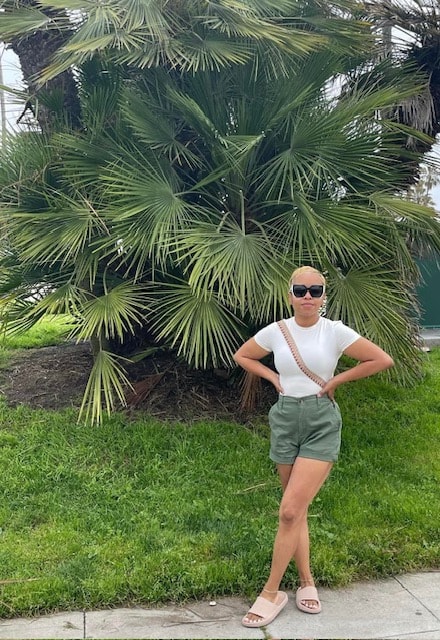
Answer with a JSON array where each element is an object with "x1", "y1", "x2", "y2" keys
[{"x1": 1, "y1": 45, "x2": 23, "y2": 131}]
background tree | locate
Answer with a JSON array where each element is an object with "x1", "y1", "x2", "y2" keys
[
  {"x1": 365, "y1": 0, "x2": 440, "y2": 156},
  {"x1": 404, "y1": 163, "x2": 440, "y2": 206},
  {"x1": 3, "y1": 0, "x2": 81, "y2": 130},
  {"x1": 1, "y1": 0, "x2": 440, "y2": 422}
]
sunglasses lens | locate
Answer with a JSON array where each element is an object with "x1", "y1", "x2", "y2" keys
[
  {"x1": 292, "y1": 285, "x2": 307, "y2": 297},
  {"x1": 291, "y1": 285, "x2": 324, "y2": 298},
  {"x1": 309, "y1": 285, "x2": 324, "y2": 297}
]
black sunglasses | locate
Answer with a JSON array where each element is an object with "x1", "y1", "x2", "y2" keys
[{"x1": 290, "y1": 284, "x2": 325, "y2": 298}]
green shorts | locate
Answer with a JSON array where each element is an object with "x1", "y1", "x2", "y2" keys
[{"x1": 268, "y1": 394, "x2": 342, "y2": 464}]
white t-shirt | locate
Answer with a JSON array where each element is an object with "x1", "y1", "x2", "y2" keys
[{"x1": 254, "y1": 317, "x2": 360, "y2": 397}]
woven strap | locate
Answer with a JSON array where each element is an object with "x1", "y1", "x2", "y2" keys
[{"x1": 277, "y1": 320, "x2": 326, "y2": 388}]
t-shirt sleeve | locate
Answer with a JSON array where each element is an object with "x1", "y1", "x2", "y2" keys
[
  {"x1": 334, "y1": 321, "x2": 361, "y2": 352},
  {"x1": 253, "y1": 322, "x2": 277, "y2": 352}
]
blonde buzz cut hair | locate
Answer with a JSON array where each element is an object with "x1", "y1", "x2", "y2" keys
[{"x1": 289, "y1": 266, "x2": 326, "y2": 287}]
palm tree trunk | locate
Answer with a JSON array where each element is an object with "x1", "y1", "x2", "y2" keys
[
  {"x1": 90, "y1": 334, "x2": 110, "y2": 359},
  {"x1": 10, "y1": 1, "x2": 81, "y2": 131}
]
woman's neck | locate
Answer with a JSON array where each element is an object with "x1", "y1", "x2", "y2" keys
[{"x1": 293, "y1": 315, "x2": 320, "y2": 328}]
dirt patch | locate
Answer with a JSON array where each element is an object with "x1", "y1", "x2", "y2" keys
[
  {"x1": 0, "y1": 342, "x2": 274, "y2": 422},
  {"x1": 0, "y1": 342, "x2": 94, "y2": 411}
]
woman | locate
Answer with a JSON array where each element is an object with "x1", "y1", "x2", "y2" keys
[{"x1": 233, "y1": 266, "x2": 394, "y2": 628}]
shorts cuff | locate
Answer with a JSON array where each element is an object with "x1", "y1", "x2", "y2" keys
[
  {"x1": 298, "y1": 453, "x2": 339, "y2": 463},
  {"x1": 270, "y1": 455, "x2": 295, "y2": 465}
]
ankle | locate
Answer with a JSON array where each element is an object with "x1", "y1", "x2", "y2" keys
[
  {"x1": 262, "y1": 586, "x2": 278, "y2": 594},
  {"x1": 300, "y1": 578, "x2": 315, "y2": 587}
]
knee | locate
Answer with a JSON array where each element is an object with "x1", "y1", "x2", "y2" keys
[{"x1": 279, "y1": 503, "x2": 307, "y2": 527}]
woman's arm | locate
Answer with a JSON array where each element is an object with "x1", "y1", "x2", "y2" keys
[
  {"x1": 233, "y1": 338, "x2": 284, "y2": 393},
  {"x1": 318, "y1": 337, "x2": 394, "y2": 400}
]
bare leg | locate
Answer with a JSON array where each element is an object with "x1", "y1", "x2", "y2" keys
[
  {"x1": 294, "y1": 515, "x2": 321, "y2": 610},
  {"x1": 276, "y1": 464, "x2": 319, "y2": 609},
  {"x1": 276, "y1": 466, "x2": 320, "y2": 608},
  {"x1": 243, "y1": 457, "x2": 332, "y2": 624},
  {"x1": 279, "y1": 460, "x2": 330, "y2": 609}
]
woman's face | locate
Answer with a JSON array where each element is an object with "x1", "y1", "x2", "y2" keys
[{"x1": 288, "y1": 271, "x2": 325, "y2": 319}]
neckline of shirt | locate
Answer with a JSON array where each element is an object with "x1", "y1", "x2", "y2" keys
[{"x1": 289, "y1": 316, "x2": 323, "y2": 331}]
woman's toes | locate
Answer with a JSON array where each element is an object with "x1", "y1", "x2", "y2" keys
[
  {"x1": 302, "y1": 599, "x2": 318, "y2": 609},
  {"x1": 244, "y1": 613, "x2": 262, "y2": 623}
]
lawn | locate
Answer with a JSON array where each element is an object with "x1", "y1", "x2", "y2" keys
[
  {"x1": 0, "y1": 321, "x2": 439, "y2": 618},
  {"x1": 0, "y1": 315, "x2": 76, "y2": 350}
]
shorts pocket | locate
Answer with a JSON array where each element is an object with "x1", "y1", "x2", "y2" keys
[{"x1": 268, "y1": 400, "x2": 280, "y2": 428}]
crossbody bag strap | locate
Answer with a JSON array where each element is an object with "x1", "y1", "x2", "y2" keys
[{"x1": 277, "y1": 320, "x2": 326, "y2": 389}]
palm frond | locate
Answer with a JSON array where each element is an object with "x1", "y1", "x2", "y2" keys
[
  {"x1": 170, "y1": 34, "x2": 254, "y2": 72},
  {"x1": 200, "y1": 13, "x2": 324, "y2": 56},
  {"x1": 176, "y1": 216, "x2": 289, "y2": 319},
  {"x1": 145, "y1": 279, "x2": 244, "y2": 368},
  {"x1": 370, "y1": 192, "x2": 440, "y2": 257},
  {"x1": 100, "y1": 156, "x2": 197, "y2": 273},
  {"x1": 5, "y1": 198, "x2": 109, "y2": 269},
  {"x1": 120, "y1": 89, "x2": 203, "y2": 168},
  {"x1": 266, "y1": 197, "x2": 395, "y2": 268},
  {"x1": 327, "y1": 265, "x2": 423, "y2": 384},
  {"x1": 75, "y1": 282, "x2": 147, "y2": 342},
  {"x1": 79, "y1": 349, "x2": 133, "y2": 424},
  {"x1": 0, "y1": 274, "x2": 85, "y2": 330},
  {"x1": 0, "y1": 7, "x2": 51, "y2": 39}
]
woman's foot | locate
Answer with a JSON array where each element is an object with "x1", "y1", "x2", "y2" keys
[
  {"x1": 296, "y1": 582, "x2": 321, "y2": 614},
  {"x1": 242, "y1": 587, "x2": 279, "y2": 625}
]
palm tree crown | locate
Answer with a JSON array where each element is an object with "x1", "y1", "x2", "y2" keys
[{"x1": 1, "y1": 0, "x2": 439, "y2": 421}]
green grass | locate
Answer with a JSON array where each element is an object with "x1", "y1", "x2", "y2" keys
[
  {"x1": 0, "y1": 326, "x2": 439, "y2": 617},
  {"x1": 0, "y1": 315, "x2": 76, "y2": 350},
  {"x1": 0, "y1": 314, "x2": 76, "y2": 373}
]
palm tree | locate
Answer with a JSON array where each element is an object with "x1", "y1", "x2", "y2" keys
[
  {"x1": 1, "y1": 0, "x2": 439, "y2": 422},
  {"x1": 364, "y1": 0, "x2": 440, "y2": 154}
]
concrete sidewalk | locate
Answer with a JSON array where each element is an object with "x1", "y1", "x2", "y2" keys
[
  {"x1": 421, "y1": 329, "x2": 440, "y2": 349},
  {"x1": 0, "y1": 571, "x2": 439, "y2": 639}
]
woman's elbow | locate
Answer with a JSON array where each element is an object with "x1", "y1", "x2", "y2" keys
[{"x1": 382, "y1": 354, "x2": 394, "y2": 370}]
